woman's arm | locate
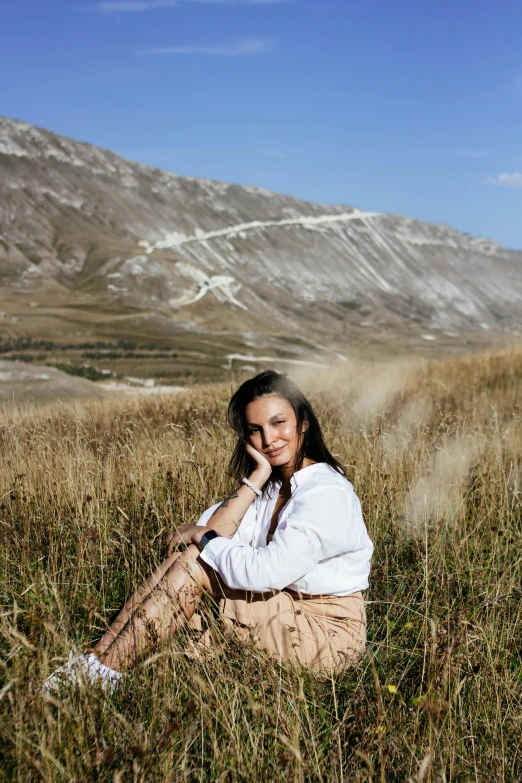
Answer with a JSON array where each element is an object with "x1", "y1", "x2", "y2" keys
[
  {"x1": 199, "y1": 485, "x2": 360, "y2": 592},
  {"x1": 204, "y1": 467, "x2": 268, "y2": 536},
  {"x1": 166, "y1": 444, "x2": 271, "y2": 553}
]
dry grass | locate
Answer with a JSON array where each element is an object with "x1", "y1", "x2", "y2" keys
[{"x1": 0, "y1": 347, "x2": 521, "y2": 782}]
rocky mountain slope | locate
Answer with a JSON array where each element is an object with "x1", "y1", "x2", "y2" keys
[{"x1": 1, "y1": 116, "x2": 521, "y2": 362}]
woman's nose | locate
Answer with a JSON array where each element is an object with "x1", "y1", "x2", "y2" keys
[{"x1": 261, "y1": 427, "x2": 275, "y2": 446}]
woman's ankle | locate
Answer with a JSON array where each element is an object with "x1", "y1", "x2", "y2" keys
[
  {"x1": 96, "y1": 650, "x2": 116, "y2": 670},
  {"x1": 94, "y1": 653, "x2": 122, "y2": 674}
]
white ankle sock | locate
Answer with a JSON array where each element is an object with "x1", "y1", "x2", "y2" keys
[
  {"x1": 45, "y1": 651, "x2": 123, "y2": 694},
  {"x1": 87, "y1": 653, "x2": 122, "y2": 681}
]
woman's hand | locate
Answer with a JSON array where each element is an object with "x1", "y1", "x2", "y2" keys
[
  {"x1": 166, "y1": 524, "x2": 207, "y2": 556},
  {"x1": 244, "y1": 441, "x2": 272, "y2": 488}
]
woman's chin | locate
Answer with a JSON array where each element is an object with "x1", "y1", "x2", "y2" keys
[{"x1": 268, "y1": 450, "x2": 292, "y2": 467}]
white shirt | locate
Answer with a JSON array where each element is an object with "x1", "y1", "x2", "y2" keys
[{"x1": 197, "y1": 462, "x2": 373, "y2": 596}]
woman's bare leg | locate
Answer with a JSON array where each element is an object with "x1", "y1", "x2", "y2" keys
[
  {"x1": 93, "y1": 552, "x2": 184, "y2": 657},
  {"x1": 95, "y1": 545, "x2": 216, "y2": 673}
]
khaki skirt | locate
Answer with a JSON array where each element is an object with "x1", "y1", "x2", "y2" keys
[{"x1": 195, "y1": 585, "x2": 366, "y2": 674}]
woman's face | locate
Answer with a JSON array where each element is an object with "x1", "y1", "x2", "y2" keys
[{"x1": 245, "y1": 394, "x2": 302, "y2": 469}]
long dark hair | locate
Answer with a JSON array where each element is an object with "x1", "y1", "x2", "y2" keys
[{"x1": 227, "y1": 369, "x2": 344, "y2": 489}]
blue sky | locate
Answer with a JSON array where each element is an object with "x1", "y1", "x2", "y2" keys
[{"x1": 2, "y1": 0, "x2": 522, "y2": 248}]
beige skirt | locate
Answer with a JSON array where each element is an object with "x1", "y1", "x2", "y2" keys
[{"x1": 195, "y1": 585, "x2": 366, "y2": 674}]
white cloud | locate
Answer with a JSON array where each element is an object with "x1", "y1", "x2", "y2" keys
[
  {"x1": 97, "y1": 0, "x2": 289, "y2": 10},
  {"x1": 425, "y1": 148, "x2": 492, "y2": 159},
  {"x1": 98, "y1": 0, "x2": 177, "y2": 11},
  {"x1": 191, "y1": 0, "x2": 290, "y2": 3},
  {"x1": 451, "y1": 149, "x2": 492, "y2": 159},
  {"x1": 260, "y1": 148, "x2": 288, "y2": 158},
  {"x1": 486, "y1": 172, "x2": 522, "y2": 189},
  {"x1": 138, "y1": 37, "x2": 273, "y2": 55}
]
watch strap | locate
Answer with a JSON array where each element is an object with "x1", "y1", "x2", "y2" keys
[{"x1": 198, "y1": 530, "x2": 220, "y2": 551}]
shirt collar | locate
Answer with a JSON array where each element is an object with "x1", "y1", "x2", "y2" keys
[{"x1": 290, "y1": 461, "x2": 329, "y2": 489}]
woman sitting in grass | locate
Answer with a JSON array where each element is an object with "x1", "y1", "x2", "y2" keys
[{"x1": 46, "y1": 370, "x2": 373, "y2": 691}]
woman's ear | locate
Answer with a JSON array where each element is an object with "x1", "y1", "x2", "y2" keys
[{"x1": 302, "y1": 420, "x2": 309, "y2": 432}]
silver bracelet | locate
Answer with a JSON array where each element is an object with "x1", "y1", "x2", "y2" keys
[{"x1": 242, "y1": 477, "x2": 262, "y2": 497}]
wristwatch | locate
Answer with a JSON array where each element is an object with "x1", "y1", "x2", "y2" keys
[{"x1": 197, "y1": 530, "x2": 220, "y2": 551}]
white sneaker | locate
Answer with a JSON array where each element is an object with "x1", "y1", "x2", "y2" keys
[{"x1": 44, "y1": 651, "x2": 123, "y2": 694}]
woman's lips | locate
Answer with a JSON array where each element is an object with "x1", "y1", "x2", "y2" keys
[{"x1": 266, "y1": 445, "x2": 285, "y2": 457}]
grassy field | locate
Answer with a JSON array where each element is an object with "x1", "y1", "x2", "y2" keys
[{"x1": 0, "y1": 347, "x2": 521, "y2": 782}]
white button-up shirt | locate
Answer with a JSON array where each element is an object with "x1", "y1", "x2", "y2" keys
[{"x1": 197, "y1": 462, "x2": 373, "y2": 596}]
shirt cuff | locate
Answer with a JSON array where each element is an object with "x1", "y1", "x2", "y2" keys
[{"x1": 198, "y1": 535, "x2": 235, "y2": 569}]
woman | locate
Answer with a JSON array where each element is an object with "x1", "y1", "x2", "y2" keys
[{"x1": 46, "y1": 370, "x2": 373, "y2": 690}]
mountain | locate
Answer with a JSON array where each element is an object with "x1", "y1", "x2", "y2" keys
[{"x1": 0, "y1": 116, "x2": 521, "y2": 376}]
